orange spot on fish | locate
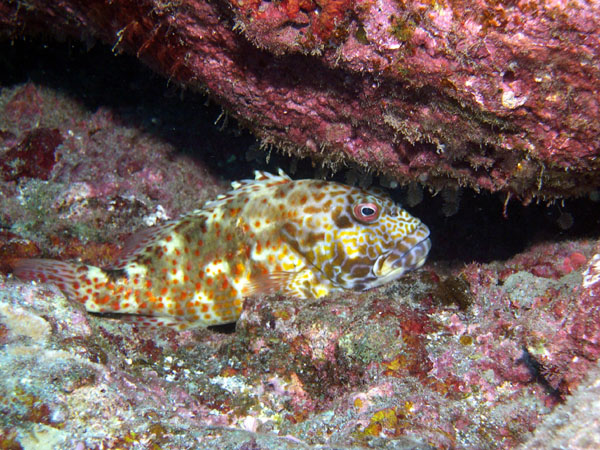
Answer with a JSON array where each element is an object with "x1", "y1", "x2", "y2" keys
[{"x1": 233, "y1": 263, "x2": 244, "y2": 275}]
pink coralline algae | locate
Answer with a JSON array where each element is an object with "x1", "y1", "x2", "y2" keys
[
  {"x1": 3, "y1": 239, "x2": 600, "y2": 449},
  {"x1": 1, "y1": 0, "x2": 600, "y2": 201},
  {"x1": 0, "y1": 128, "x2": 62, "y2": 181},
  {"x1": 1, "y1": 55, "x2": 600, "y2": 448}
]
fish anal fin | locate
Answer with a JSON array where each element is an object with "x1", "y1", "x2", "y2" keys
[{"x1": 96, "y1": 313, "x2": 199, "y2": 331}]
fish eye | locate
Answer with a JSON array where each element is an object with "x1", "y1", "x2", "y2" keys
[{"x1": 353, "y1": 202, "x2": 379, "y2": 223}]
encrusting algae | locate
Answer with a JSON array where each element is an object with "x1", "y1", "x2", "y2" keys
[{"x1": 14, "y1": 170, "x2": 431, "y2": 330}]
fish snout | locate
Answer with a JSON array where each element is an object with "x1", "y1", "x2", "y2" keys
[{"x1": 373, "y1": 225, "x2": 431, "y2": 279}]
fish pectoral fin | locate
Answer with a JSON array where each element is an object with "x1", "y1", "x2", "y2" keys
[
  {"x1": 245, "y1": 271, "x2": 302, "y2": 298},
  {"x1": 112, "y1": 220, "x2": 178, "y2": 268},
  {"x1": 247, "y1": 269, "x2": 329, "y2": 299}
]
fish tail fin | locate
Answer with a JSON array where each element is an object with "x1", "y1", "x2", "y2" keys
[{"x1": 13, "y1": 258, "x2": 113, "y2": 312}]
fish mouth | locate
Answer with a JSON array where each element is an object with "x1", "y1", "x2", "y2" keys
[{"x1": 370, "y1": 228, "x2": 431, "y2": 288}]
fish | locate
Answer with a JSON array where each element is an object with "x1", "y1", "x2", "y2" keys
[{"x1": 13, "y1": 170, "x2": 431, "y2": 330}]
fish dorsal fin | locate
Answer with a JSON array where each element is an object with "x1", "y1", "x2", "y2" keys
[
  {"x1": 230, "y1": 169, "x2": 291, "y2": 190},
  {"x1": 254, "y1": 168, "x2": 291, "y2": 181}
]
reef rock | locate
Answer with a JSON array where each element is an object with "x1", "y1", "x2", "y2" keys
[
  {"x1": 2, "y1": 54, "x2": 600, "y2": 448},
  {"x1": 1, "y1": 0, "x2": 599, "y2": 201},
  {"x1": 2, "y1": 239, "x2": 600, "y2": 448}
]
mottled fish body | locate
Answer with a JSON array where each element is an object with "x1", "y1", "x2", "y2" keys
[{"x1": 14, "y1": 170, "x2": 431, "y2": 330}]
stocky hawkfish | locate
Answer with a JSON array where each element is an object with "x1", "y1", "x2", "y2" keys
[{"x1": 14, "y1": 170, "x2": 431, "y2": 330}]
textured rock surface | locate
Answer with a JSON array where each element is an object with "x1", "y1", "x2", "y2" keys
[
  {"x1": 2, "y1": 40, "x2": 600, "y2": 450},
  {"x1": 520, "y1": 360, "x2": 600, "y2": 450},
  {"x1": 2, "y1": 236, "x2": 600, "y2": 449},
  {"x1": 1, "y1": 0, "x2": 600, "y2": 201}
]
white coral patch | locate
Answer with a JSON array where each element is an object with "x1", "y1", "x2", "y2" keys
[
  {"x1": 501, "y1": 89, "x2": 528, "y2": 109},
  {"x1": 583, "y1": 254, "x2": 600, "y2": 289}
]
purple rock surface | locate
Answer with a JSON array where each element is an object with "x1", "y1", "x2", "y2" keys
[
  {"x1": 1, "y1": 37, "x2": 600, "y2": 450},
  {"x1": 1, "y1": 0, "x2": 600, "y2": 201}
]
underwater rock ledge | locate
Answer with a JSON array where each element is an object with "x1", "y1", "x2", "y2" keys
[
  {"x1": 1, "y1": 0, "x2": 600, "y2": 202},
  {"x1": 1, "y1": 46, "x2": 600, "y2": 448}
]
